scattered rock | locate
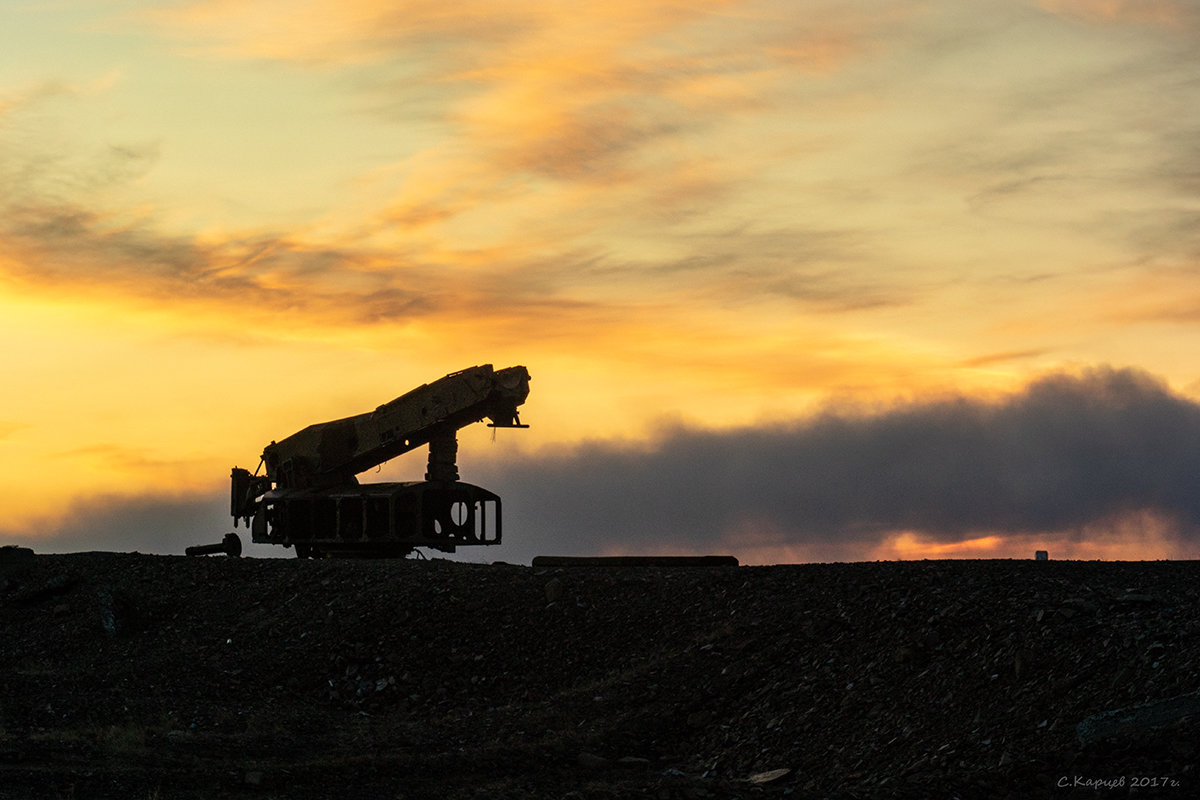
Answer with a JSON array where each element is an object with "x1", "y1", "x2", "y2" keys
[
  {"x1": 1013, "y1": 649, "x2": 1031, "y2": 680},
  {"x1": 1061, "y1": 598, "x2": 1098, "y2": 615},
  {"x1": 747, "y1": 768, "x2": 791, "y2": 785},
  {"x1": 96, "y1": 587, "x2": 118, "y2": 636},
  {"x1": 12, "y1": 573, "x2": 78, "y2": 606}
]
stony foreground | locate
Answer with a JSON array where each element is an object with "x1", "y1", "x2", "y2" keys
[{"x1": 1, "y1": 550, "x2": 1198, "y2": 798}]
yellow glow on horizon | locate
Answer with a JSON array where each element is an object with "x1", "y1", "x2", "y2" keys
[{"x1": 874, "y1": 532, "x2": 1009, "y2": 560}]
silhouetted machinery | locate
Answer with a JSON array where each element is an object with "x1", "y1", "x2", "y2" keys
[{"x1": 229, "y1": 365, "x2": 530, "y2": 558}]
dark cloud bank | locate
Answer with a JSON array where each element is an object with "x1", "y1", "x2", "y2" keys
[
  {"x1": 478, "y1": 366, "x2": 1200, "y2": 562},
  {"x1": 8, "y1": 367, "x2": 1200, "y2": 562}
]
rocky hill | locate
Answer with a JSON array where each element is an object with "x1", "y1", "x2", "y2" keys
[{"x1": 2, "y1": 548, "x2": 1198, "y2": 798}]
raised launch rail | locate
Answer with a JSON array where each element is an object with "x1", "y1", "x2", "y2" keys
[{"x1": 230, "y1": 364, "x2": 530, "y2": 558}]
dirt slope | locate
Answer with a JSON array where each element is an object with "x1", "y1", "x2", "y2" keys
[{"x1": 2, "y1": 550, "x2": 1198, "y2": 798}]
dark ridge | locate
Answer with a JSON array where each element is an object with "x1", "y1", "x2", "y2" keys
[{"x1": 2, "y1": 552, "x2": 1198, "y2": 798}]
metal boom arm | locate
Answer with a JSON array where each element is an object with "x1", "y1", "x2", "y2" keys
[{"x1": 262, "y1": 364, "x2": 530, "y2": 490}]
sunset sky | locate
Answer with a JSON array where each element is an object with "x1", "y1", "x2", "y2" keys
[{"x1": 3, "y1": 0, "x2": 1200, "y2": 563}]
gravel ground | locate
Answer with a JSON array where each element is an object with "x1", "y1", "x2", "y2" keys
[{"x1": 2, "y1": 548, "x2": 1198, "y2": 798}]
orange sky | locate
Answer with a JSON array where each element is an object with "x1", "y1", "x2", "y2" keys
[{"x1": 3, "y1": 0, "x2": 1200, "y2": 561}]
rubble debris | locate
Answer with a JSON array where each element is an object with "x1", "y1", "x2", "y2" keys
[
  {"x1": 0, "y1": 544, "x2": 35, "y2": 566},
  {"x1": 531, "y1": 555, "x2": 739, "y2": 568},
  {"x1": 2, "y1": 554, "x2": 1199, "y2": 799},
  {"x1": 11, "y1": 573, "x2": 79, "y2": 606}
]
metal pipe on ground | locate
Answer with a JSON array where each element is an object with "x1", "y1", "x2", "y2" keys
[{"x1": 185, "y1": 533, "x2": 243, "y2": 558}]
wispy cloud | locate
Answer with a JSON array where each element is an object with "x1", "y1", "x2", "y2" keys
[
  {"x1": 0, "y1": 1, "x2": 898, "y2": 330},
  {"x1": 0, "y1": 203, "x2": 437, "y2": 327},
  {"x1": 31, "y1": 0, "x2": 1199, "y2": 340},
  {"x1": 142, "y1": 1, "x2": 898, "y2": 223},
  {"x1": 0, "y1": 88, "x2": 437, "y2": 327},
  {"x1": 1038, "y1": 0, "x2": 1200, "y2": 29},
  {"x1": 957, "y1": 349, "x2": 1052, "y2": 368}
]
